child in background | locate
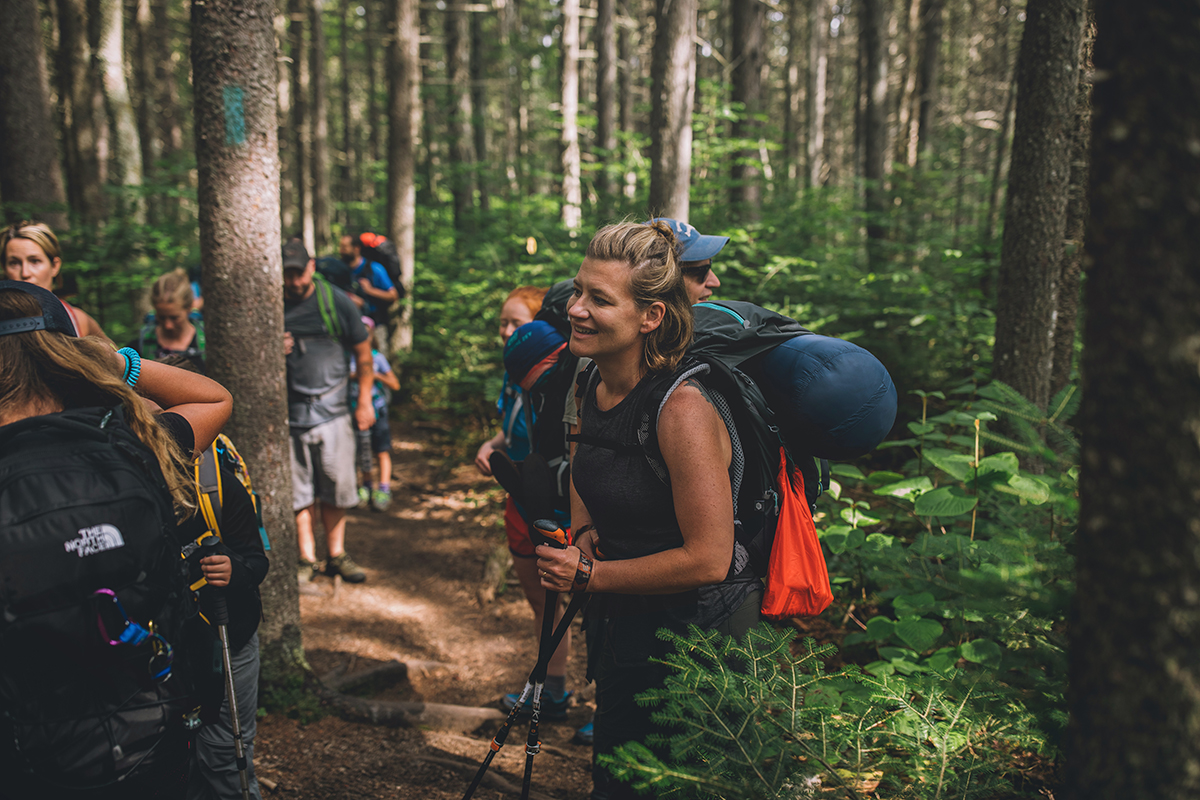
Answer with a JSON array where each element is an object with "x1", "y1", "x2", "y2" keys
[{"x1": 353, "y1": 317, "x2": 401, "y2": 511}]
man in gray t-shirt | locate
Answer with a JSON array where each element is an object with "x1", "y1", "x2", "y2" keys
[{"x1": 283, "y1": 240, "x2": 375, "y2": 583}]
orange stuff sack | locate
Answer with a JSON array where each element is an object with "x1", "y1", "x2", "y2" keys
[{"x1": 761, "y1": 449, "x2": 833, "y2": 619}]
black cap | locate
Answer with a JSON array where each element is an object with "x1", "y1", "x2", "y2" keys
[
  {"x1": 282, "y1": 240, "x2": 310, "y2": 270},
  {"x1": 0, "y1": 280, "x2": 77, "y2": 338}
]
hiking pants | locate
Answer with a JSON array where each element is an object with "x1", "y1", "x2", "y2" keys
[{"x1": 187, "y1": 633, "x2": 262, "y2": 800}]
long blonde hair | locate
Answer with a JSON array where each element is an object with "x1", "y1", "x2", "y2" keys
[
  {"x1": 585, "y1": 220, "x2": 694, "y2": 373},
  {"x1": 0, "y1": 290, "x2": 196, "y2": 513},
  {"x1": 0, "y1": 220, "x2": 62, "y2": 263}
]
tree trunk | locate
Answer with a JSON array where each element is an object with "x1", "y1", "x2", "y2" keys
[
  {"x1": 783, "y1": 0, "x2": 803, "y2": 187},
  {"x1": 1049, "y1": 12, "x2": 1093, "y2": 398},
  {"x1": 469, "y1": 8, "x2": 490, "y2": 213},
  {"x1": 133, "y1": 0, "x2": 158, "y2": 190},
  {"x1": 648, "y1": 0, "x2": 696, "y2": 220},
  {"x1": 97, "y1": 0, "x2": 145, "y2": 221},
  {"x1": 365, "y1": 0, "x2": 380, "y2": 167},
  {"x1": 730, "y1": 0, "x2": 765, "y2": 218},
  {"x1": 807, "y1": 0, "x2": 828, "y2": 187},
  {"x1": 561, "y1": 0, "x2": 582, "y2": 230},
  {"x1": 57, "y1": 0, "x2": 105, "y2": 222},
  {"x1": 152, "y1": 0, "x2": 183, "y2": 160},
  {"x1": 340, "y1": 0, "x2": 353, "y2": 227},
  {"x1": 895, "y1": 0, "x2": 920, "y2": 167},
  {"x1": 595, "y1": 0, "x2": 617, "y2": 201},
  {"x1": 444, "y1": 3, "x2": 475, "y2": 232},
  {"x1": 387, "y1": 0, "x2": 419, "y2": 352},
  {"x1": 618, "y1": 10, "x2": 635, "y2": 199},
  {"x1": 191, "y1": 0, "x2": 306, "y2": 700},
  {"x1": 289, "y1": 0, "x2": 314, "y2": 247},
  {"x1": 914, "y1": 0, "x2": 944, "y2": 165},
  {"x1": 992, "y1": 0, "x2": 1084, "y2": 411},
  {"x1": 860, "y1": 0, "x2": 889, "y2": 265},
  {"x1": 498, "y1": 0, "x2": 519, "y2": 195},
  {"x1": 0, "y1": 0, "x2": 68, "y2": 229},
  {"x1": 310, "y1": 0, "x2": 331, "y2": 252},
  {"x1": 985, "y1": 67, "x2": 1016, "y2": 244},
  {"x1": 277, "y1": 4, "x2": 295, "y2": 235},
  {"x1": 1069, "y1": 4, "x2": 1200, "y2": 797}
]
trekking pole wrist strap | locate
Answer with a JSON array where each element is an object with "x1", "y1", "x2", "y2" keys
[{"x1": 573, "y1": 552, "x2": 593, "y2": 590}]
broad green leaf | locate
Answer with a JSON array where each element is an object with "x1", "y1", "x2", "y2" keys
[
  {"x1": 865, "y1": 470, "x2": 905, "y2": 485},
  {"x1": 864, "y1": 660, "x2": 895, "y2": 677},
  {"x1": 873, "y1": 476, "x2": 933, "y2": 499},
  {"x1": 865, "y1": 616, "x2": 895, "y2": 641},
  {"x1": 830, "y1": 463, "x2": 866, "y2": 480},
  {"x1": 925, "y1": 646, "x2": 960, "y2": 675},
  {"x1": 841, "y1": 506, "x2": 881, "y2": 527},
  {"x1": 876, "y1": 438, "x2": 919, "y2": 449},
  {"x1": 923, "y1": 448, "x2": 974, "y2": 481},
  {"x1": 842, "y1": 631, "x2": 868, "y2": 646},
  {"x1": 877, "y1": 646, "x2": 919, "y2": 662},
  {"x1": 914, "y1": 486, "x2": 978, "y2": 517},
  {"x1": 895, "y1": 617, "x2": 944, "y2": 652},
  {"x1": 846, "y1": 528, "x2": 865, "y2": 550},
  {"x1": 960, "y1": 638, "x2": 1003, "y2": 668},
  {"x1": 893, "y1": 592, "x2": 936, "y2": 618},
  {"x1": 994, "y1": 474, "x2": 1052, "y2": 504},
  {"x1": 891, "y1": 659, "x2": 926, "y2": 676},
  {"x1": 977, "y1": 452, "x2": 1019, "y2": 475},
  {"x1": 821, "y1": 525, "x2": 852, "y2": 554},
  {"x1": 907, "y1": 421, "x2": 936, "y2": 436},
  {"x1": 827, "y1": 479, "x2": 842, "y2": 500}
]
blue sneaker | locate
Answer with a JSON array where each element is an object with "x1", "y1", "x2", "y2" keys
[
  {"x1": 573, "y1": 717, "x2": 594, "y2": 745},
  {"x1": 500, "y1": 689, "x2": 572, "y2": 721}
]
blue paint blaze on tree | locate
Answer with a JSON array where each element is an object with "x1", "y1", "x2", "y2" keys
[{"x1": 223, "y1": 86, "x2": 247, "y2": 146}]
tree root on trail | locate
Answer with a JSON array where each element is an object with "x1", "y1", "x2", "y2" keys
[{"x1": 316, "y1": 675, "x2": 505, "y2": 730}]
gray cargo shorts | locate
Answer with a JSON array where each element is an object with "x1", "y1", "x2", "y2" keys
[{"x1": 290, "y1": 415, "x2": 360, "y2": 510}]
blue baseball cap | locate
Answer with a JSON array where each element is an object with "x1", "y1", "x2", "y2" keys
[
  {"x1": 0, "y1": 280, "x2": 77, "y2": 337},
  {"x1": 645, "y1": 218, "x2": 729, "y2": 263}
]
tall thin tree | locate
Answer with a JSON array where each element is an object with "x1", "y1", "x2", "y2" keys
[
  {"x1": 0, "y1": 0, "x2": 68, "y2": 229},
  {"x1": 1069, "y1": 3, "x2": 1200, "y2": 797},
  {"x1": 561, "y1": 0, "x2": 583, "y2": 230},
  {"x1": 595, "y1": 0, "x2": 618, "y2": 201},
  {"x1": 310, "y1": 0, "x2": 332, "y2": 250},
  {"x1": 97, "y1": 0, "x2": 145, "y2": 221},
  {"x1": 860, "y1": 0, "x2": 889, "y2": 265},
  {"x1": 648, "y1": 0, "x2": 696, "y2": 220},
  {"x1": 807, "y1": 0, "x2": 828, "y2": 187},
  {"x1": 388, "y1": 0, "x2": 420, "y2": 351},
  {"x1": 289, "y1": 0, "x2": 315, "y2": 248},
  {"x1": 444, "y1": 2, "x2": 475, "y2": 232},
  {"x1": 992, "y1": 0, "x2": 1085, "y2": 412},
  {"x1": 56, "y1": 0, "x2": 105, "y2": 222},
  {"x1": 730, "y1": 0, "x2": 766, "y2": 217},
  {"x1": 191, "y1": 0, "x2": 304, "y2": 695}
]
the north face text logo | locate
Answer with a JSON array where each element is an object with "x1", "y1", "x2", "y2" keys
[{"x1": 64, "y1": 524, "x2": 126, "y2": 557}]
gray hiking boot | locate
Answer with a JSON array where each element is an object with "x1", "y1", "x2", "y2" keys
[{"x1": 326, "y1": 552, "x2": 366, "y2": 583}]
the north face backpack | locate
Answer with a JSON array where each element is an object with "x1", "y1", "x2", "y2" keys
[{"x1": 0, "y1": 406, "x2": 197, "y2": 798}]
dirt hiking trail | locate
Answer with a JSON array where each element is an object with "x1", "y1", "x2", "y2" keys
[{"x1": 253, "y1": 424, "x2": 595, "y2": 800}]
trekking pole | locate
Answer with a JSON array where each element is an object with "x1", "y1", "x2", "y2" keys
[
  {"x1": 461, "y1": 521, "x2": 586, "y2": 800},
  {"x1": 203, "y1": 539, "x2": 252, "y2": 800}
]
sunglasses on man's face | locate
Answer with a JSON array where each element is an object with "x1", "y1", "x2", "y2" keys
[{"x1": 681, "y1": 261, "x2": 712, "y2": 281}]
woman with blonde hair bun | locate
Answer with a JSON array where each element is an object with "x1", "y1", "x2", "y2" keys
[
  {"x1": 1, "y1": 220, "x2": 107, "y2": 340},
  {"x1": 535, "y1": 220, "x2": 762, "y2": 799},
  {"x1": 129, "y1": 268, "x2": 205, "y2": 369}
]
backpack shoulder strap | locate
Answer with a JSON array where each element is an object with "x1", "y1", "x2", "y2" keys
[
  {"x1": 195, "y1": 445, "x2": 223, "y2": 540},
  {"x1": 313, "y1": 274, "x2": 344, "y2": 340}
]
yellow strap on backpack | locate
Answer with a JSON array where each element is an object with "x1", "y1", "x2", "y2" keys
[{"x1": 195, "y1": 444, "x2": 224, "y2": 540}]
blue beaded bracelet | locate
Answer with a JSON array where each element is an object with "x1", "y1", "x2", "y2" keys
[{"x1": 117, "y1": 347, "x2": 142, "y2": 388}]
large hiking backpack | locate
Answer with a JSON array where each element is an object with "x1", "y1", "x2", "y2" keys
[
  {"x1": 0, "y1": 407, "x2": 196, "y2": 797},
  {"x1": 358, "y1": 232, "x2": 406, "y2": 298},
  {"x1": 575, "y1": 301, "x2": 896, "y2": 618}
]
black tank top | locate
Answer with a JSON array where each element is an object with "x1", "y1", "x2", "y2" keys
[{"x1": 573, "y1": 368, "x2": 758, "y2": 628}]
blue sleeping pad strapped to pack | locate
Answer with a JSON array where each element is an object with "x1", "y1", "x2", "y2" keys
[
  {"x1": 690, "y1": 301, "x2": 896, "y2": 463},
  {"x1": 754, "y1": 334, "x2": 898, "y2": 462}
]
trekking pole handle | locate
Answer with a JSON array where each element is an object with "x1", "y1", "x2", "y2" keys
[
  {"x1": 201, "y1": 537, "x2": 231, "y2": 627},
  {"x1": 532, "y1": 519, "x2": 568, "y2": 549}
]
